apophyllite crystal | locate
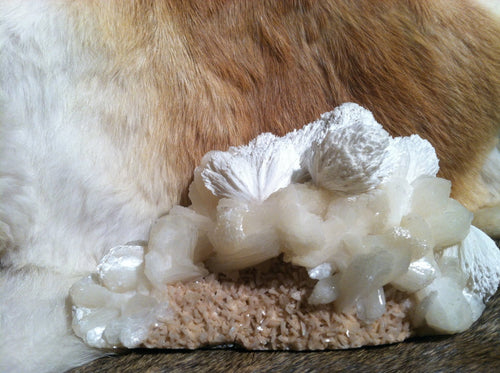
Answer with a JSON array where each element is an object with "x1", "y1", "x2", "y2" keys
[{"x1": 71, "y1": 103, "x2": 500, "y2": 349}]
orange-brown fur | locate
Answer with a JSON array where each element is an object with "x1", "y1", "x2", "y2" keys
[{"x1": 72, "y1": 0, "x2": 500, "y2": 207}]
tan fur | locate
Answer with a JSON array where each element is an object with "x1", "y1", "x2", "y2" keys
[{"x1": 70, "y1": 0, "x2": 500, "y2": 208}]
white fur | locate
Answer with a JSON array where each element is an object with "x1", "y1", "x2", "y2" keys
[
  {"x1": 476, "y1": 0, "x2": 500, "y2": 16},
  {"x1": 474, "y1": 144, "x2": 500, "y2": 237},
  {"x1": 480, "y1": 143, "x2": 500, "y2": 207},
  {"x1": 0, "y1": 268, "x2": 104, "y2": 372},
  {"x1": 0, "y1": 1, "x2": 170, "y2": 371}
]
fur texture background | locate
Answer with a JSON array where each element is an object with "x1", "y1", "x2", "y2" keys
[{"x1": 0, "y1": 1, "x2": 499, "y2": 372}]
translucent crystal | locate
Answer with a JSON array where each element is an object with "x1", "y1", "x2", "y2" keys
[
  {"x1": 417, "y1": 277, "x2": 473, "y2": 334},
  {"x1": 97, "y1": 245, "x2": 145, "y2": 293},
  {"x1": 308, "y1": 263, "x2": 333, "y2": 280},
  {"x1": 336, "y1": 250, "x2": 407, "y2": 312},
  {"x1": 410, "y1": 176, "x2": 451, "y2": 217},
  {"x1": 356, "y1": 287, "x2": 386, "y2": 323},
  {"x1": 391, "y1": 254, "x2": 439, "y2": 293},
  {"x1": 308, "y1": 275, "x2": 340, "y2": 305},
  {"x1": 426, "y1": 199, "x2": 473, "y2": 249}
]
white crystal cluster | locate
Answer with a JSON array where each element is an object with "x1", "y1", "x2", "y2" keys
[
  {"x1": 71, "y1": 103, "x2": 500, "y2": 347},
  {"x1": 70, "y1": 244, "x2": 170, "y2": 348}
]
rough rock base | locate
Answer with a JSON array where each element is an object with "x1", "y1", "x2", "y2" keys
[{"x1": 146, "y1": 258, "x2": 413, "y2": 350}]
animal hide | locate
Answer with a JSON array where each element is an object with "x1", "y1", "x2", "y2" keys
[{"x1": 0, "y1": 1, "x2": 499, "y2": 372}]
